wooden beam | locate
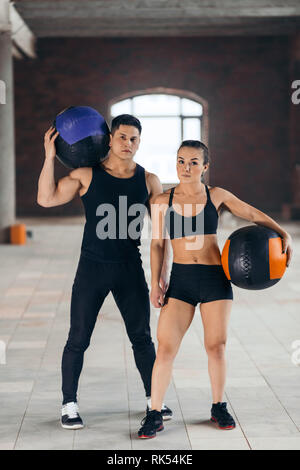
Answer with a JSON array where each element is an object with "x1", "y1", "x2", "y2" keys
[
  {"x1": 12, "y1": 0, "x2": 300, "y2": 38},
  {"x1": 13, "y1": 0, "x2": 300, "y2": 19}
]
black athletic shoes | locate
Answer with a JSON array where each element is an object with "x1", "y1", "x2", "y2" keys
[
  {"x1": 147, "y1": 404, "x2": 173, "y2": 421},
  {"x1": 210, "y1": 402, "x2": 236, "y2": 430},
  {"x1": 61, "y1": 402, "x2": 84, "y2": 430},
  {"x1": 138, "y1": 410, "x2": 164, "y2": 439}
]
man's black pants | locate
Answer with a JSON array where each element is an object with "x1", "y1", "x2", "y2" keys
[{"x1": 61, "y1": 254, "x2": 156, "y2": 404}]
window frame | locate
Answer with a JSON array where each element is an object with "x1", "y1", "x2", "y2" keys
[{"x1": 108, "y1": 88, "x2": 209, "y2": 184}]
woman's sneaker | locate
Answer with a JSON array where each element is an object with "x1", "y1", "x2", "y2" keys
[
  {"x1": 138, "y1": 410, "x2": 164, "y2": 439},
  {"x1": 61, "y1": 402, "x2": 84, "y2": 429},
  {"x1": 210, "y1": 402, "x2": 236, "y2": 430},
  {"x1": 146, "y1": 404, "x2": 173, "y2": 421}
]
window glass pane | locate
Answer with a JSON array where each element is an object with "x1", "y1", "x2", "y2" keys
[
  {"x1": 181, "y1": 98, "x2": 202, "y2": 116},
  {"x1": 183, "y1": 118, "x2": 201, "y2": 140},
  {"x1": 133, "y1": 94, "x2": 180, "y2": 116},
  {"x1": 110, "y1": 95, "x2": 204, "y2": 183},
  {"x1": 111, "y1": 99, "x2": 131, "y2": 117},
  {"x1": 135, "y1": 117, "x2": 181, "y2": 183}
]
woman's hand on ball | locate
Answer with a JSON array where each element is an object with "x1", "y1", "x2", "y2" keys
[
  {"x1": 44, "y1": 126, "x2": 59, "y2": 160},
  {"x1": 282, "y1": 233, "x2": 293, "y2": 267}
]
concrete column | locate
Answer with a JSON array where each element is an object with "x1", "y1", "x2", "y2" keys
[{"x1": 0, "y1": 2, "x2": 15, "y2": 242}]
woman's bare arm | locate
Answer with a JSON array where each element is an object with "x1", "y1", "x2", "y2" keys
[
  {"x1": 147, "y1": 173, "x2": 172, "y2": 291},
  {"x1": 217, "y1": 187, "x2": 293, "y2": 266},
  {"x1": 150, "y1": 193, "x2": 169, "y2": 307}
]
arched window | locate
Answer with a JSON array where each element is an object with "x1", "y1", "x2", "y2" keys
[{"x1": 110, "y1": 90, "x2": 207, "y2": 184}]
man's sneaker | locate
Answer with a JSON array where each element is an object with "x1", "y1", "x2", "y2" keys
[
  {"x1": 147, "y1": 404, "x2": 173, "y2": 421},
  {"x1": 61, "y1": 401, "x2": 84, "y2": 430},
  {"x1": 138, "y1": 410, "x2": 164, "y2": 439},
  {"x1": 210, "y1": 402, "x2": 236, "y2": 430}
]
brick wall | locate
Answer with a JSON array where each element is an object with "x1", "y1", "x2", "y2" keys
[{"x1": 14, "y1": 36, "x2": 291, "y2": 216}]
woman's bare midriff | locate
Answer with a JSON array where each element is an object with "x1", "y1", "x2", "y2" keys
[{"x1": 171, "y1": 234, "x2": 222, "y2": 265}]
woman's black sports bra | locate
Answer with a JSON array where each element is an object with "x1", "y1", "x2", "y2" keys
[{"x1": 164, "y1": 185, "x2": 219, "y2": 240}]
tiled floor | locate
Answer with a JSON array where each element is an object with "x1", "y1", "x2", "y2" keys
[{"x1": 0, "y1": 216, "x2": 299, "y2": 450}]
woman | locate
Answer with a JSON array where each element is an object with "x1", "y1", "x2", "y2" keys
[{"x1": 138, "y1": 140, "x2": 293, "y2": 439}]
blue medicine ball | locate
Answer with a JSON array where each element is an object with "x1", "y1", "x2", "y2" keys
[{"x1": 53, "y1": 106, "x2": 110, "y2": 169}]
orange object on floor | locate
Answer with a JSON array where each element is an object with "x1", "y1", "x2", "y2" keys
[{"x1": 10, "y1": 224, "x2": 27, "y2": 245}]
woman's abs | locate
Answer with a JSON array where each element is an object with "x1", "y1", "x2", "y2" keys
[{"x1": 171, "y1": 234, "x2": 221, "y2": 265}]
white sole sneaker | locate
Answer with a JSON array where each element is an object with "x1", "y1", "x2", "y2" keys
[
  {"x1": 162, "y1": 415, "x2": 172, "y2": 421},
  {"x1": 61, "y1": 422, "x2": 84, "y2": 430}
]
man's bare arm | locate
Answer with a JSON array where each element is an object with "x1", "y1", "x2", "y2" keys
[
  {"x1": 37, "y1": 165, "x2": 82, "y2": 207},
  {"x1": 37, "y1": 126, "x2": 82, "y2": 207}
]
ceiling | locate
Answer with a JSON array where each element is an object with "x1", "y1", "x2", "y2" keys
[{"x1": 13, "y1": 0, "x2": 300, "y2": 37}]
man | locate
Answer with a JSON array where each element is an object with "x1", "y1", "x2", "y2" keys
[{"x1": 37, "y1": 114, "x2": 172, "y2": 429}]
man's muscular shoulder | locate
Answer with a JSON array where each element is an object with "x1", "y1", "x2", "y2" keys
[
  {"x1": 145, "y1": 170, "x2": 160, "y2": 185},
  {"x1": 145, "y1": 170, "x2": 162, "y2": 197},
  {"x1": 69, "y1": 167, "x2": 93, "y2": 196}
]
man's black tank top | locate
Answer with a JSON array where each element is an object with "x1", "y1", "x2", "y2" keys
[{"x1": 80, "y1": 163, "x2": 149, "y2": 262}]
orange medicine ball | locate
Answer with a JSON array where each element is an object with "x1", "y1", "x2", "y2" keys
[{"x1": 221, "y1": 225, "x2": 287, "y2": 290}]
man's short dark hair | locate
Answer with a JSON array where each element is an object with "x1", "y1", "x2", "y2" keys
[{"x1": 111, "y1": 114, "x2": 142, "y2": 135}]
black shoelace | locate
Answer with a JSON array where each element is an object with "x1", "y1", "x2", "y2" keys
[
  {"x1": 140, "y1": 411, "x2": 160, "y2": 428},
  {"x1": 213, "y1": 403, "x2": 235, "y2": 425}
]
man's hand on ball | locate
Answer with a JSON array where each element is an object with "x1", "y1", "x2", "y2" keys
[{"x1": 44, "y1": 126, "x2": 59, "y2": 160}]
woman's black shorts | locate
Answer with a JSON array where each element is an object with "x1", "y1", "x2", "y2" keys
[{"x1": 164, "y1": 263, "x2": 233, "y2": 307}]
